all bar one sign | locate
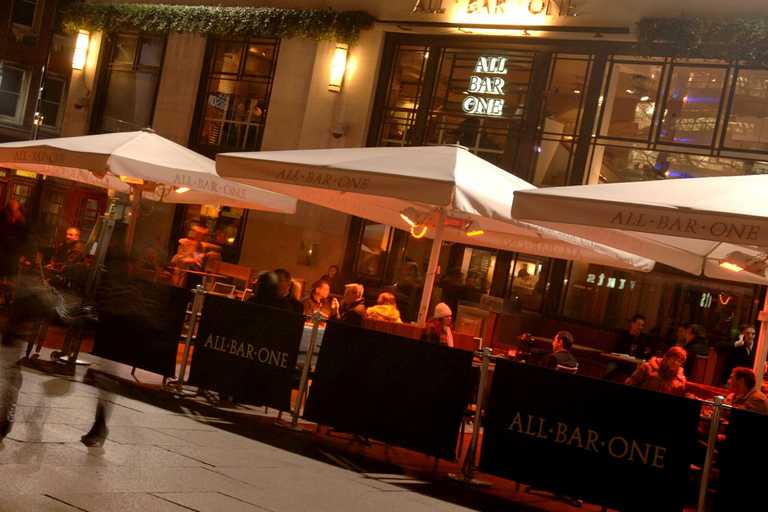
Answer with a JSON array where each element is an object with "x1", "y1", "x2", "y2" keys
[{"x1": 462, "y1": 56, "x2": 507, "y2": 117}]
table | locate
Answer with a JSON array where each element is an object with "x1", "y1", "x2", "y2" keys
[{"x1": 600, "y1": 352, "x2": 645, "y2": 366}]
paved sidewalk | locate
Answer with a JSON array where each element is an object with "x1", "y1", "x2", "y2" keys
[{"x1": 0, "y1": 358, "x2": 479, "y2": 512}]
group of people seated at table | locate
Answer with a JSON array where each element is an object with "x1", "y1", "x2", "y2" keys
[
  {"x1": 296, "y1": 277, "x2": 408, "y2": 327},
  {"x1": 245, "y1": 268, "x2": 459, "y2": 348},
  {"x1": 624, "y1": 345, "x2": 768, "y2": 414}
]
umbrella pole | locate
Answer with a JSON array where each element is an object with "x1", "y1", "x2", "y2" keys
[
  {"x1": 125, "y1": 185, "x2": 142, "y2": 254},
  {"x1": 417, "y1": 209, "x2": 445, "y2": 326},
  {"x1": 752, "y1": 290, "x2": 768, "y2": 387}
]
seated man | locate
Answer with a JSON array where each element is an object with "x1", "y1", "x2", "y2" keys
[
  {"x1": 626, "y1": 346, "x2": 687, "y2": 396},
  {"x1": 726, "y1": 367, "x2": 768, "y2": 415},
  {"x1": 48, "y1": 227, "x2": 86, "y2": 270},
  {"x1": 47, "y1": 227, "x2": 88, "y2": 289},
  {"x1": 540, "y1": 331, "x2": 578, "y2": 371}
]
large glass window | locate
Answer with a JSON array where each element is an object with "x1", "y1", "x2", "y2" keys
[
  {"x1": 0, "y1": 64, "x2": 29, "y2": 124},
  {"x1": 94, "y1": 34, "x2": 165, "y2": 133},
  {"x1": 658, "y1": 65, "x2": 726, "y2": 147},
  {"x1": 508, "y1": 254, "x2": 550, "y2": 311},
  {"x1": 40, "y1": 75, "x2": 66, "y2": 130},
  {"x1": 590, "y1": 57, "x2": 768, "y2": 184},
  {"x1": 372, "y1": 40, "x2": 549, "y2": 177},
  {"x1": 378, "y1": 45, "x2": 429, "y2": 147},
  {"x1": 562, "y1": 262, "x2": 755, "y2": 347},
  {"x1": 725, "y1": 69, "x2": 768, "y2": 152},
  {"x1": 194, "y1": 38, "x2": 279, "y2": 156},
  {"x1": 535, "y1": 55, "x2": 593, "y2": 186},
  {"x1": 598, "y1": 60, "x2": 664, "y2": 142}
]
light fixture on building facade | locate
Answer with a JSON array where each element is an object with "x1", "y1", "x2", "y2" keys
[
  {"x1": 328, "y1": 43, "x2": 349, "y2": 92},
  {"x1": 72, "y1": 30, "x2": 90, "y2": 70}
]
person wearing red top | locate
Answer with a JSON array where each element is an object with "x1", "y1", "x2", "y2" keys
[{"x1": 626, "y1": 346, "x2": 687, "y2": 396}]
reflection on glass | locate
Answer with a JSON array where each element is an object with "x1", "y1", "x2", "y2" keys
[
  {"x1": 725, "y1": 69, "x2": 768, "y2": 151},
  {"x1": 659, "y1": 66, "x2": 725, "y2": 146},
  {"x1": 197, "y1": 39, "x2": 278, "y2": 152},
  {"x1": 112, "y1": 36, "x2": 138, "y2": 65},
  {"x1": 542, "y1": 57, "x2": 589, "y2": 136},
  {"x1": 99, "y1": 71, "x2": 159, "y2": 132},
  {"x1": 139, "y1": 38, "x2": 164, "y2": 67},
  {"x1": 356, "y1": 223, "x2": 392, "y2": 276},
  {"x1": 244, "y1": 44, "x2": 276, "y2": 76},
  {"x1": 533, "y1": 140, "x2": 573, "y2": 186},
  {"x1": 600, "y1": 62, "x2": 663, "y2": 140},
  {"x1": 563, "y1": 262, "x2": 754, "y2": 344},
  {"x1": 379, "y1": 46, "x2": 428, "y2": 147},
  {"x1": 41, "y1": 76, "x2": 65, "y2": 128},
  {"x1": 424, "y1": 49, "x2": 533, "y2": 164},
  {"x1": 508, "y1": 255, "x2": 548, "y2": 311},
  {"x1": 212, "y1": 41, "x2": 242, "y2": 74},
  {"x1": 590, "y1": 146, "x2": 754, "y2": 183},
  {"x1": 0, "y1": 66, "x2": 25, "y2": 118}
]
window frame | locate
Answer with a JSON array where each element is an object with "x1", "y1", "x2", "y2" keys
[
  {"x1": 11, "y1": 0, "x2": 42, "y2": 32},
  {"x1": 90, "y1": 33, "x2": 167, "y2": 134},
  {"x1": 0, "y1": 63, "x2": 31, "y2": 126},
  {"x1": 190, "y1": 36, "x2": 280, "y2": 158}
]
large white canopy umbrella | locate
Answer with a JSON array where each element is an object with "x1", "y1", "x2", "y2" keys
[
  {"x1": 0, "y1": 130, "x2": 296, "y2": 248},
  {"x1": 511, "y1": 175, "x2": 768, "y2": 381},
  {"x1": 217, "y1": 145, "x2": 654, "y2": 324}
]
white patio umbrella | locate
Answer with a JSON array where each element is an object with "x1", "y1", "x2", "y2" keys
[
  {"x1": 511, "y1": 175, "x2": 768, "y2": 381},
  {"x1": 217, "y1": 145, "x2": 654, "y2": 324},
  {"x1": 0, "y1": 130, "x2": 296, "y2": 248}
]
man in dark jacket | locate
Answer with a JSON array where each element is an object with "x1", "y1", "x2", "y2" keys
[
  {"x1": 541, "y1": 331, "x2": 578, "y2": 371},
  {"x1": 614, "y1": 314, "x2": 647, "y2": 357},
  {"x1": 682, "y1": 324, "x2": 708, "y2": 377},
  {"x1": 274, "y1": 268, "x2": 303, "y2": 315}
]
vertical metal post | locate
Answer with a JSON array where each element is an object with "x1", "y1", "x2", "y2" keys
[
  {"x1": 292, "y1": 313, "x2": 321, "y2": 428},
  {"x1": 417, "y1": 208, "x2": 446, "y2": 326},
  {"x1": 176, "y1": 285, "x2": 205, "y2": 385},
  {"x1": 450, "y1": 346, "x2": 492, "y2": 486},
  {"x1": 697, "y1": 395, "x2": 725, "y2": 512}
]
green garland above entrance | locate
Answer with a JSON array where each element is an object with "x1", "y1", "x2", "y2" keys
[
  {"x1": 61, "y1": 3, "x2": 376, "y2": 43},
  {"x1": 637, "y1": 16, "x2": 768, "y2": 66}
]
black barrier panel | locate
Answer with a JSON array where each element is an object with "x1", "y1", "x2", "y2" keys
[
  {"x1": 187, "y1": 295, "x2": 303, "y2": 411},
  {"x1": 479, "y1": 360, "x2": 701, "y2": 512},
  {"x1": 303, "y1": 322, "x2": 475, "y2": 460},
  {"x1": 715, "y1": 407, "x2": 768, "y2": 510},
  {"x1": 93, "y1": 282, "x2": 190, "y2": 378}
]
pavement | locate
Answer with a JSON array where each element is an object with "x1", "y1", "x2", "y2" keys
[{"x1": 0, "y1": 350, "x2": 489, "y2": 512}]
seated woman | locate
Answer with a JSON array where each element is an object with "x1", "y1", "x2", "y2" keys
[
  {"x1": 421, "y1": 303, "x2": 454, "y2": 348},
  {"x1": 625, "y1": 346, "x2": 687, "y2": 396},
  {"x1": 339, "y1": 283, "x2": 366, "y2": 326},
  {"x1": 366, "y1": 292, "x2": 402, "y2": 323}
]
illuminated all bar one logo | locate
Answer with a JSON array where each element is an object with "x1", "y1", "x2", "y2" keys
[{"x1": 462, "y1": 56, "x2": 507, "y2": 117}]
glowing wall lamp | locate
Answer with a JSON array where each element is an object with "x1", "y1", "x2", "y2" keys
[
  {"x1": 328, "y1": 43, "x2": 349, "y2": 93},
  {"x1": 72, "y1": 30, "x2": 90, "y2": 70}
]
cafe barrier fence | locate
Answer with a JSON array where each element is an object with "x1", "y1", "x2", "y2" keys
[
  {"x1": 185, "y1": 293, "x2": 303, "y2": 412},
  {"x1": 479, "y1": 359, "x2": 701, "y2": 512},
  {"x1": 92, "y1": 282, "x2": 190, "y2": 378},
  {"x1": 302, "y1": 321, "x2": 476, "y2": 460},
  {"x1": 86, "y1": 286, "x2": 757, "y2": 511}
]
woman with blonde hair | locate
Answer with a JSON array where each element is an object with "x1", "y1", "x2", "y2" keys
[{"x1": 366, "y1": 292, "x2": 402, "y2": 323}]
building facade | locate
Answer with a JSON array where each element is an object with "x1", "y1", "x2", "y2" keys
[{"x1": 4, "y1": 0, "x2": 768, "y2": 341}]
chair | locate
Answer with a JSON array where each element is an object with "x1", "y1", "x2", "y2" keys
[
  {"x1": 556, "y1": 363, "x2": 579, "y2": 374},
  {"x1": 211, "y1": 281, "x2": 236, "y2": 298}
]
